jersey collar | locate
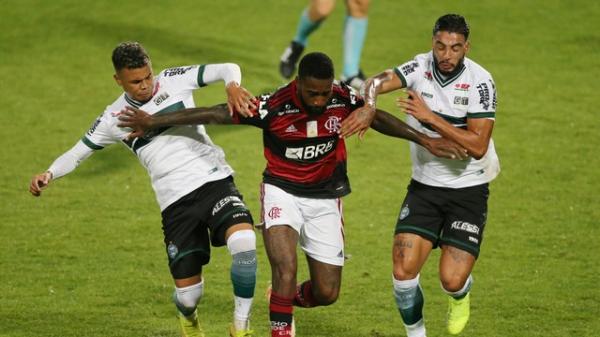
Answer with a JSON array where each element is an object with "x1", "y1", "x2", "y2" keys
[{"x1": 432, "y1": 57, "x2": 466, "y2": 87}]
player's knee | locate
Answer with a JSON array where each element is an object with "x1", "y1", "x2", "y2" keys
[
  {"x1": 440, "y1": 274, "x2": 468, "y2": 293},
  {"x1": 227, "y1": 229, "x2": 256, "y2": 254},
  {"x1": 175, "y1": 281, "x2": 204, "y2": 309},
  {"x1": 310, "y1": 1, "x2": 335, "y2": 19},
  {"x1": 347, "y1": 0, "x2": 369, "y2": 17},
  {"x1": 393, "y1": 263, "x2": 419, "y2": 281},
  {"x1": 314, "y1": 285, "x2": 340, "y2": 306}
]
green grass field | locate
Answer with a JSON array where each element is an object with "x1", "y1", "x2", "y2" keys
[{"x1": 2, "y1": 0, "x2": 599, "y2": 336}]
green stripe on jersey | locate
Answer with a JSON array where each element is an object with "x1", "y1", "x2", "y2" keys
[
  {"x1": 81, "y1": 136, "x2": 103, "y2": 150},
  {"x1": 467, "y1": 112, "x2": 495, "y2": 119},
  {"x1": 197, "y1": 64, "x2": 206, "y2": 87},
  {"x1": 433, "y1": 111, "x2": 467, "y2": 125},
  {"x1": 129, "y1": 101, "x2": 186, "y2": 153},
  {"x1": 393, "y1": 68, "x2": 408, "y2": 88}
]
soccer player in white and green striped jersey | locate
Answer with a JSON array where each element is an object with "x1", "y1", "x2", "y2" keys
[
  {"x1": 340, "y1": 14, "x2": 499, "y2": 337},
  {"x1": 29, "y1": 42, "x2": 259, "y2": 337}
]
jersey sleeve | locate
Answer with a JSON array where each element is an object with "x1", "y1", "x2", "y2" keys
[
  {"x1": 467, "y1": 76, "x2": 497, "y2": 120},
  {"x1": 47, "y1": 140, "x2": 94, "y2": 179},
  {"x1": 231, "y1": 94, "x2": 270, "y2": 129},
  {"x1": 160, "y1": 65, "x2": 207, "y2": 90},
  {"x1": 393, "y1": 58, "x2": 421, "y2": 89},
  {"x1": 201, "y1": 63, "x2": 242, "y2": 86},
  {"x1": 81, "y1": 111, "x2": 120, "y2": 150},
  {"x1": 347, "y1": 85, "x2": 364, "y2": 112}
]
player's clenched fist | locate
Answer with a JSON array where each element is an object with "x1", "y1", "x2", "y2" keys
[{"x1": 29, "y1": 171, "x2": 52, "y2": 196}]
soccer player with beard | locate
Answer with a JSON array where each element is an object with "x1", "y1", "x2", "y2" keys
[
  {"x1": 117, "y1": 52, "x2": 466, "y2": 337},
  {"x1": 340, "y1": 14, "x2": 499, "y2": 337}
]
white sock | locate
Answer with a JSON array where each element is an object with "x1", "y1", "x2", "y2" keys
[
  {"x1": 234, "y1": 296, "x2": 253, "y2": 330},
  {"x1": 405, "y1": 318, "x2": 427, "y2": 337}
]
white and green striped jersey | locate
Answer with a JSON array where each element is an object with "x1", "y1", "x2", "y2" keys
[
  {"x1": 394, "y1": 52, "x2": 500, "y2": 188},
  {"x1": 72, "y1": 64, "x2": 237, "y2": 210}
]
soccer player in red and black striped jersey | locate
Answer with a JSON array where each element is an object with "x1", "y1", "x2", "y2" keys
[{"x1": 118, "y1": 52, "x2": 466, "y2": 337}]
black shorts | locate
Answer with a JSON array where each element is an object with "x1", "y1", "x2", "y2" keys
[
  {"x1": 395, "y1": 179, "x2": 489, "y2": 258},
  {"x1": 161, "y1": 177, "x2": 253, "y2": 274}
]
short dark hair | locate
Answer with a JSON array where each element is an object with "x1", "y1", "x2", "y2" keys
[
  {"x1": 111, "y1": 42, "x2": 150, "y2": 71},
  {"x1": 433, "y1": 14, "x2": 470, "y2": 40},
  {"x1": 298, "y1": 52, "x2": 334, "y2": 80}
]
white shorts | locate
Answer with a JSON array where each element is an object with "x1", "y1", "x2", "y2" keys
[{"x1": 261, "y1": 183, "x2": 345, "y2": 266}]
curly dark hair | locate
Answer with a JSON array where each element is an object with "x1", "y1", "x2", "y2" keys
[
  {"x1": 433, "y1": 14, "x2": 470, "y2": 40},
  {"x1": 298, "y1": 52, "x2": 334, "y2": 80},
  {"x1": 111, "y1": 42, "x2": 150, "y2": 71}
]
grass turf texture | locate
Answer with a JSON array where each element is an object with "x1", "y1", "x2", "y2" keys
[{"x1": 1, "y1": 0, "x2": 599, "y2": 336}]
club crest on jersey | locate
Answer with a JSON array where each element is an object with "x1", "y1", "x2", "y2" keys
[
  {"x1": 153, "y1": 92, "x2": 170, "y2": 105},
  {"x1": 424, "y1": 71, "x2": 433, "y2": 81},
  {"x1": 324, "y1": 116, "x2": 341, "y2": 133}
]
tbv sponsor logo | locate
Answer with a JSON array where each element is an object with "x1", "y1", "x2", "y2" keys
[{"x1": 285, "y1": 140, "x2": 335, "y2": 160}]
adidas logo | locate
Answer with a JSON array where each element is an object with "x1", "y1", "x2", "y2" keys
[{"x1": 285, "y1": 124, "x2": 298, "y2": 133}]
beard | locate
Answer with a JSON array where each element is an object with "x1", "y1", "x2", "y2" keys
[
  {"x1": 299, "y1": 95, "x2": 326, "y2": 115},
  {"x1": 434, "y1": 55, "x2": 465, "y2": 77}
]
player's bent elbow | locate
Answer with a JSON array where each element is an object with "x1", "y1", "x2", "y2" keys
[{"x1": 470, "y1": 146, "x2": 488, "y2": 160}]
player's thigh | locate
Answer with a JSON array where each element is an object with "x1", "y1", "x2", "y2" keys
[
  {"x1": 299, "y1": 196, "x2": 345, "y2": 267},
  {"x1": 306, "y1": 255, "x2": 342, "y2": 303},
  {"x1": 345, "y1": 0, "x2": 369, "y2": 17},
  {"x1": 395, "y1": 180, "x2": 445, "y2": 249},
  {"x1": 439, "y1": 183, "x2": 489, "y2": 259},
  {"x1": 204, "y1": 177, "x2": 254, "y2": 247},
  {"x1": 161, "y1": 192, "x2": 211, "y2": 280},
  {"x1": 439, "y1": 245, "x2": 475, "y2": 291},
  {"x1": 309, "y1": 0, "x2": 336, "y2": 19},
  {"x1": 393, "y1": 233, "x2": 433, "y2": 280},
  {"x1": 261, "y1": 184, "x2": 302, "y2": 269}
]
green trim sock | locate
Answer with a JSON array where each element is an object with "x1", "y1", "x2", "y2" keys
[{"x1": 393, "y1": 274, "x2": 426, "y2": 337}]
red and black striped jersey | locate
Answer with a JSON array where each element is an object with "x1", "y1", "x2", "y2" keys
[{"x1": 233, "y1": 80, "x2": 364, "y2": 198}]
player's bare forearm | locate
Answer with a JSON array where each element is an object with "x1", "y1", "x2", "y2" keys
[
  {"x1": 426, "y1": 115, "x2": 493, "y2": 159},
  {"x1": 371, "y1": 109, "x2": 425, "y2": 145},
  {"x1": 398, "y1": 89, "x2": 493, "y2": 159},
  {"x1": 118, "y1": 104, "x2": 234, "y2": 132},
  {"x1": 150, "y1": 104, "x2": 233, "y2": 127},
  {"x1": 362, "y1": 70, "x2": 401, "y2": 109}
]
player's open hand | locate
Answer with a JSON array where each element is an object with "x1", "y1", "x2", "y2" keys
[
  {"x1": 29, "y1": 171, "x2": 52, "y2": 196},
  {"x1": 117, "y1": 106, "x2": 153, "y2": 140},
  {"x1": 339, "y1": 106, "x2": 376, "y2": 139},
  {"x1": 226, "y1": 82, "x2": 257, "y2": 117},
  {"x1": 424, "y1": 137, "x2": 468, "y2": 160},
  {"x1": 397, "y1": 89, "x2": 436, "y2": 123}
]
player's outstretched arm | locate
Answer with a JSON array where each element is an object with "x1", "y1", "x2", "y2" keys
[
  {"x1": 117, "y1": 104, "x2": 234, "y2": 139},
  {"x1": 29, "y1": 171, "x2": 52, "y2": 196},
  {"x1": 29, "y1": 141, "x2": 95, "y2": 196},
  {"x1": 371, "y1": 109, "x2": 468, "y2": 160},
  {"x1": 339, "y1": 69, "x2": 402, "y2": 138}
]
